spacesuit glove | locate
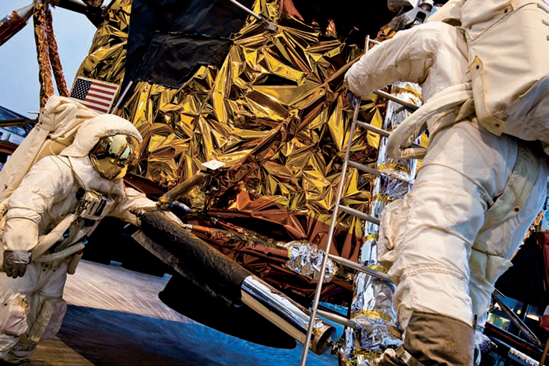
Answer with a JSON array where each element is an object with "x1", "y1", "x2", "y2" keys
[
  {"x1": 346, "y1": 90, "x2": 360, "y2": 109},
  {"x1": 2, "y1": 250, "x2": 32, "y2": 279}
]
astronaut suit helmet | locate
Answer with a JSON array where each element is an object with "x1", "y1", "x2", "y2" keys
[
  {"x1": 60, "y1": 114, "x2": 143, "y2": 181},
  {"x1": 89, "y1": 134, "x2": 140, "y2": 180}
]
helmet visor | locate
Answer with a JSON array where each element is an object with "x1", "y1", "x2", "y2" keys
[{"x1": 89, "y1": 134, "x2": 139, "y2": 180}]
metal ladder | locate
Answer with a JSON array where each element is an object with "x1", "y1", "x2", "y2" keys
[{"x1": 299, "y1": 37, "x2": 420, "y2": 366}]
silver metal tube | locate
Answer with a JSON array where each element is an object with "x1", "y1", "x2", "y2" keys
[
  {"x1": 317, "y1": 309, "x2": 356, "y2": 329},
  {"x1": 241, "y1": 276, "x2": 336, "y2": 355},
  {"x1": 227, "y1": 0, "x2": 263, "y2": 20},
  {"x1": 357, "y1": 121, "x2": 423, "y2": 149},
  {"x1": 111, "y1": 80, "x2": 133, "y2": 114},
  {"x1": 348, "y1": 160, "x2": 382, "y2": 177},
  {"x1": 338, "y1": 205, "x2": 381, "y2": 225},
  {"x1": 374, "y1": 90, "x2": 419, "y2": 111},
  {"x1": 339, "y1": 81, "x2": 423, "y2": 363},
  {"x1": 357, "y1": 121, "x2": 391, "y2": 138},
  {"x1": 328, "y1": 254, "x2": 392, "y2": 283},
  {"x1": 494, "y1": 292, "x2": 542, "y2": 347}
]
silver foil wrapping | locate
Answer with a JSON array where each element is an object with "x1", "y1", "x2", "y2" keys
[
  {"x1": 241, "y1": 276, "x2": 336, "y2": 355},
  {"x1": 281, "y1": 240, "x2": 338, "y2": 282},
  {"x1": 340, "y1": 82, "x2": 422, "y2": 364}
]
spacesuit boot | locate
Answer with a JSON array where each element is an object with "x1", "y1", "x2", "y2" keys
[
  {"x1": 2, "y1": 338, "x2": 36, "y2": 364},
  {"x1": 376, "y1": 312, "x2": 474, "y2": 366}
]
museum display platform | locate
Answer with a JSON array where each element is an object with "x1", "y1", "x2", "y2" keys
[{"x1": 26, "y1": 260, "x2": 338, "y2": 366}]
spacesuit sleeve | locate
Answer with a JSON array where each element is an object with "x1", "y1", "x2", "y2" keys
[
  {"x1": 345, "y1": 22, "x2": 443, "y2": 97},
  {"x1": 110, "y1": 187, "x2": 183, "y2": 227},
  {"x1": 3, "y1": 157, "x2": 73, "y2": 252}
]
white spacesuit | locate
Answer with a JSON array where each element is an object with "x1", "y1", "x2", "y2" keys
[
  {"x1": 345, "y1": 5, "x2": 548, "y2": 366},
  {"x1": 0, "y1": 114, "x2": 158, "y2": 363}
]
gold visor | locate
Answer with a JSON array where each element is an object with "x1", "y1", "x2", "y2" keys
[{"x1": 89, "y1": 134, "x2": 139, "y2": 180}]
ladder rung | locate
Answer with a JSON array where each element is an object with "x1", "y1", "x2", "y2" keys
[
  {"x1": 357, "y1": 121, "x2": 424, "y2": 150},
  {"x1": 316, "y1": 309, "x2": 356, "y2": 329},
  {"x1": 338, "y1": 205, "x2": 380, "y2": 225},
  {"x1": 329, "y1": 254, "x2": 393, "y2": 283},
  {"x1": 357, "y1": 121, "x2": 390, "y2": 137},
  {"x1": 348, "y1": 161, "x2": 381, "y2": 177},
  {"x1": 374, "y1": 90, "x2": 419, "y2": 111},
  {"x1": 317, "y1": 310, "x2": 402, "y2": 339}
]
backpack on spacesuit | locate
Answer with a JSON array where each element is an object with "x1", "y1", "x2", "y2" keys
[
  {"x1": 461, "y1": 0, "x2": 549, "y2": 149},
  {"x1": 388, "y1": 0, "x2": 549, "y2": 160},
  {"x1": 0, "y1": 96, "x2": 99, "y2": 265},
  {"x1": 0, "y1": 96, "x2": 98, "y2": 203}
]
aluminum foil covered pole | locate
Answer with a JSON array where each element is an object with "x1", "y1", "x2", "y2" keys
[{"x1": 339, "y1": 82, "x2": 422, "y2": 364}]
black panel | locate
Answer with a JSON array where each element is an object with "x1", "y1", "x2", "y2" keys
[
  {"x1": 124, "y1": 0, "x2": 255, "y2": 89},
  {"x1": 496, "y1": 235, "x2": 546, "y2": 308}
]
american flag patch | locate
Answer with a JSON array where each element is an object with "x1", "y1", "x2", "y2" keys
[{"x1": 70, "y1": 77, "x2": 119, "y2": 114}]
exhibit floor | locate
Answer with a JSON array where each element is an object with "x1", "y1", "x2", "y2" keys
[{"x1": 25, "y1": 260, "x2": 339, "y2": 366}]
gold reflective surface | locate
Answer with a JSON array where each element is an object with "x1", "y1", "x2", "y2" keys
[
  {"x1": 78, "y1": 0, "x2": 394, "y2": 299},
  {"x1": 75, "y1": 0, "x2": 131, "y2": 87},
  {"x1": 117, "y1": 1, "x2": 384, "y2": 261}
]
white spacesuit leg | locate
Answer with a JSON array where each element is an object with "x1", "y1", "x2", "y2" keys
[
  {"x1": 0, "y1": 263, "x2": 40, "y2": 362},
  {"x1": 468, "y1": 141, "x2": 548, "y2": 362},
  {"x1": 10, "y1": 262, "x2": 68, "y2": 364},
  {"x1": 382, "y1": 121, "x2": 518, "y2": 324},
  {"x1": 0, "y1": 262, "x2": 68, "y2": 364},
  {"x1": 377, "y1": 121, "x2": 529, "y2": 365}
]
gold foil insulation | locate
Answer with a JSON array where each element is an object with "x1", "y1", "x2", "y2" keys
[
  {"x1": 33, "y1": 2, "x2": 54, "y2": 108},
  {"x1": 339, "y1": 82, "x2": 423, "y2": 364},
  {"x1": 76, "y1": 0, "x2": 131, "y2": 87},
  {"x1": 106, "y1": 1, "x2": 385, "y2": 271},
  {"x1": 77, "y1": 0, "x2": 389, "y2": 302},
  {"x1": 33, "y1": 2, "x2": 69, "y2": 108},
  {"x1": 45, "y1": 8, "x2": 68, "y2": 97}
]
